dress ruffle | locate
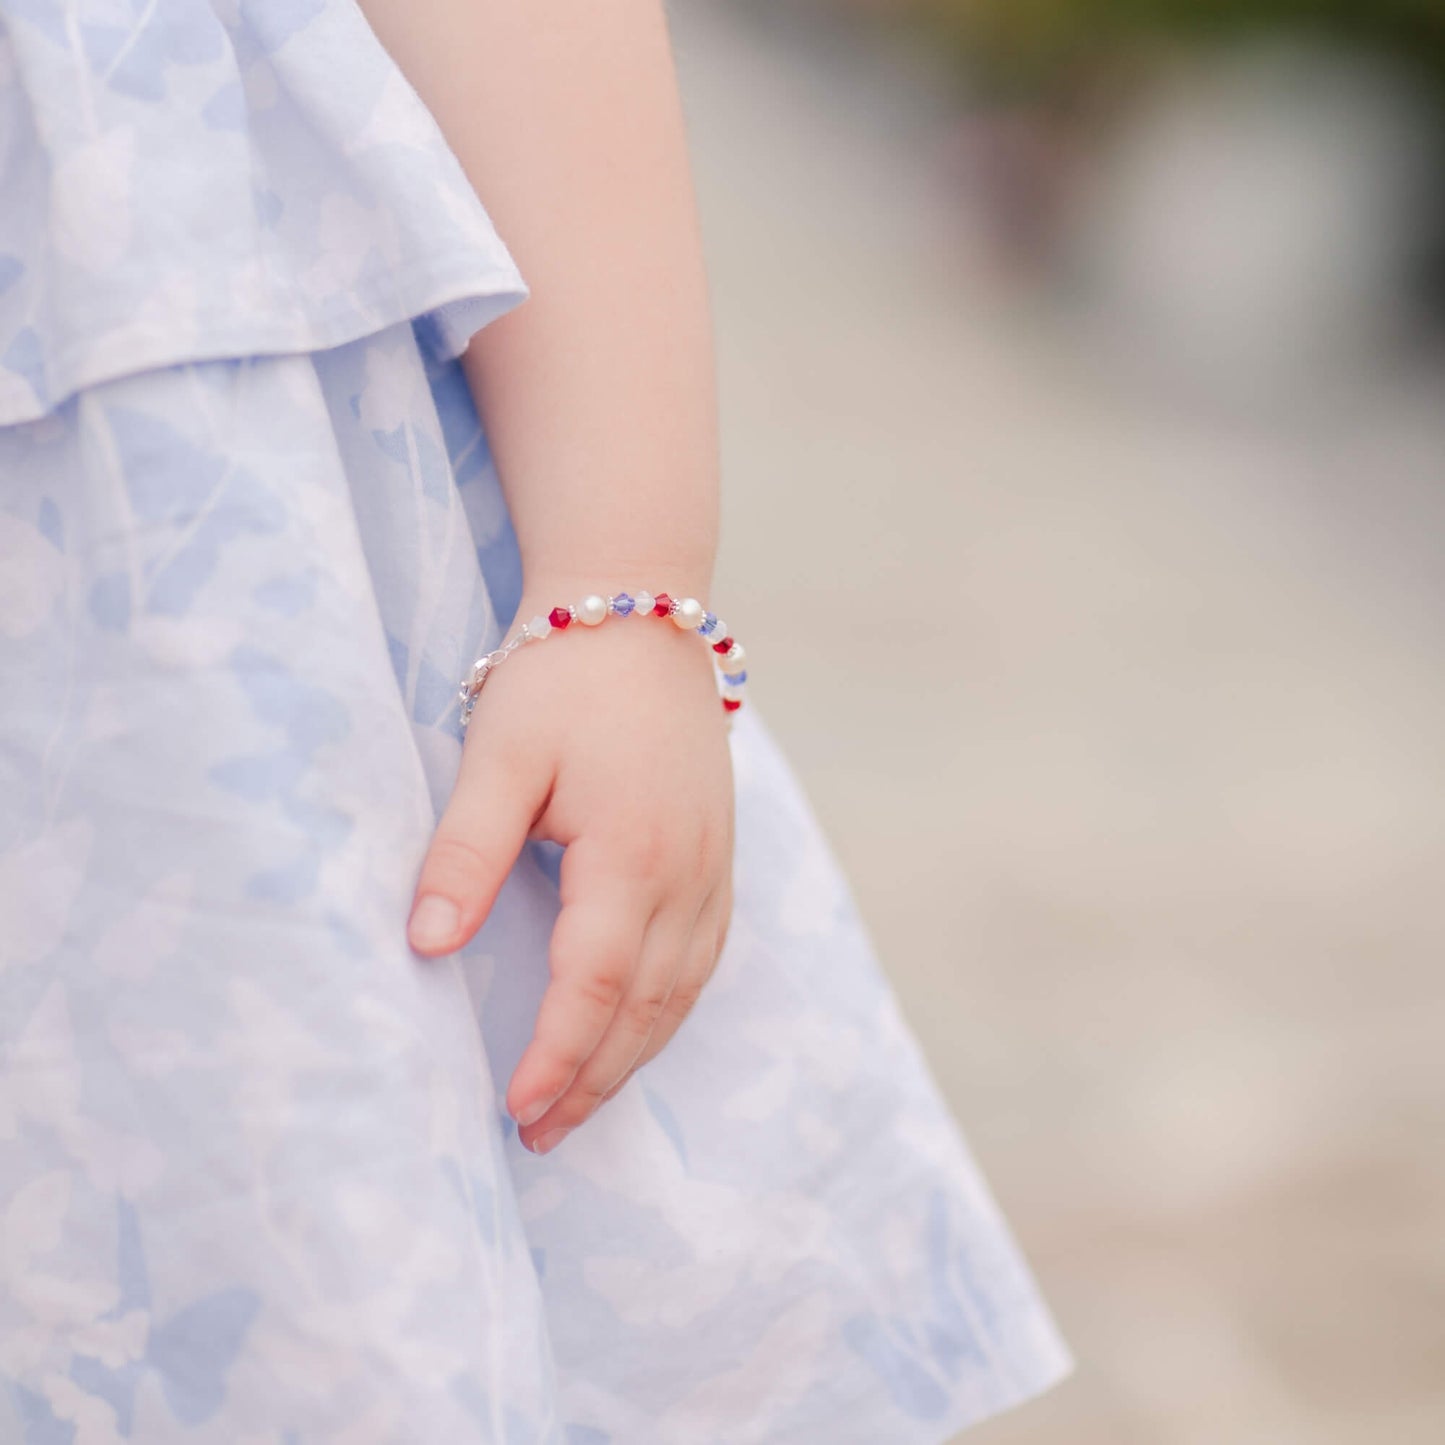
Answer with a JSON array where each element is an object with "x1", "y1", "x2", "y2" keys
[{"x1": 0, "y1": 0, "x2": 527, "y2": 425}]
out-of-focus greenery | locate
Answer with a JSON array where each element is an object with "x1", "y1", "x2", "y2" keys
[{"x1": 907, "y1": 0, "x2": 1445, "y2": 97}]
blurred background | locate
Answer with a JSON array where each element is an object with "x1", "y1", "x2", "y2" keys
[{"x1": 675, "y1": 1, "x2": 1445, "y2": 1441}]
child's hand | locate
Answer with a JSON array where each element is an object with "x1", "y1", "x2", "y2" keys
[{"x1": 406, "y1": 590, "x2": 735, "y2": 1153}]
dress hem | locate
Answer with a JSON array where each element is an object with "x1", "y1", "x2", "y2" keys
[{"x1": 930, "y1": 1347, "x2": 1073, "y2": 1443}]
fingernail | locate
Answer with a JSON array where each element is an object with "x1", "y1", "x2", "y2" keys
[
  {"x1": 515, "y1": 1097, "x2": 554, "y2": 1128},
  {"x1": 408, "y1": 895, "x2": 460, "y2": 951},
  {"x1": 531, "y1": 1127, "x2": 570, "y2": 1155}
]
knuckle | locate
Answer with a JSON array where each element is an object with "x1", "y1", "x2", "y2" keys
[
  {"x1": 424, "y1": 832, "x2": 499, "y2": 886},
  {"x1": 552, "y1": 926, "x2": 635, "y2": 986},
  {"x1": 571, "y1": 969, "x2": 625, "y2": 1014},
  {"x1": 572, "y1": 1071, "x2": 611, "y2": 1105},
  {"x1": 683, "y1": 849, "x2": 711, "y2": 887},
  {"x1": 537, "y1": 1035, "x2": 588, "y2": 1076},
  {"x1": 665, "y1": 977, "x2": 704, "y2": 1018},
  {"x1": 623, "y1": 987, "x2": 670, "y2": 1034},
  {"x1": 616, "y1": 822, "x2": 670, "y2": 881},
  {"x1": 673, "y1": 828, "x2": 713, "y2": 886},
  {"x1": 698, "y1": 807, "x2": 733, "y2": 863},
  {"x1": 543, "y1": 1064, "x2": 579, "y2": 1097}
]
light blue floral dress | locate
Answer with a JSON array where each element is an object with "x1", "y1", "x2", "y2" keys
[{"x1": 0, "y1": 4, "x2": 1070, "y2": 1442}]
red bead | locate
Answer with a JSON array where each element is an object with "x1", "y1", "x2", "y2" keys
[
  {"x1": 712, "y1": 636, "x2": 734, "y2": 654},
  {"x1": 652, "y1": 592, "x2": 673, "y2": 617},
  {"x1": 548, "y1": 606, "x2": 572, "y2": 630},
  {"x1": 722, "y1": 698, "x2": 742, "y2": 712}
]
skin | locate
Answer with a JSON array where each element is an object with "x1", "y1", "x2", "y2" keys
[{"x1": 355, "y1": 0, "x2": 734, "y2": 1154}]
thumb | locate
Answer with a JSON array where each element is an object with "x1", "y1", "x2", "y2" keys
[{"x1": 408, "y1": 732, "x2": 546, "y2": 957}]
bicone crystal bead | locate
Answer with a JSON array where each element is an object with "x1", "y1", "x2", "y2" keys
[
  {"x1": 712, "y1": 635, "x2": 735, "y2": 655},
  {"x1": 722, "y1": 698, "x2": 742, "y2": 712},
  {"x1": 528, "y1": 613, "x2": 552, "y2": 639},
  {"x1": 548, "y1": 606, "x2": 572, "y2": 630},
  {"x1": 698, "y1": 611, "x2": 718, "y2": 636},
  {"x1": 653, "y1": 592, "x2": 673, "y2": 617},
  {"x1": 634, "y1": 591, "x2": 654, "y2": 616},
  {"x1": 722, "y1": 670, "x2": 748, "y2": 686},
  {"x1": 610, "y1": 593, "x2": 635, "y2": 617}
]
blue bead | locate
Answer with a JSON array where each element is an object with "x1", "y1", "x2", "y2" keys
[
  {"x1": 611, "y1": 593, "x2": 635, "y2": 616},
  {"x1": 698, "y1": 612, "x2": 718, "y2": 635},
  {"x1": 723, "y1": 671, "x2": 748, "y2": 685}
]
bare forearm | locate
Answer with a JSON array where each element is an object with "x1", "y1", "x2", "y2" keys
[{"x1": 358, "y1": 0, "x2": 720, "y2": 594}]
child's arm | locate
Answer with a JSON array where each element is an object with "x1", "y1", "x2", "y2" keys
[{"x1": 358, "y1": 0, "x2": 735, "y2": 1153}]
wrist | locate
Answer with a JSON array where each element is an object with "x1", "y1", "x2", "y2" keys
[
  {"x1": 465, "y1": 579, "x2": 747, "y2": 728},
  {"x1": 513, "y1": 558, "x2": 717, "y2": 622}
]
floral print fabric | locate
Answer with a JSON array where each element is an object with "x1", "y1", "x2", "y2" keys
[{"x1": 0, "y1": 3, "x2": 1070, "y2": 1441}]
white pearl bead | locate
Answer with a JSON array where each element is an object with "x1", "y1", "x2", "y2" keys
[
  {"x1": 527, "y1": 613, "x2": 552, "y2": 639},
  {"x1": 576, "y1": 594, "x2": 608, "y2": 626},
  {"x1": 672, "y1": 597, "x2": 704, "y2": 630},
  {"x1": 634, "y1": 590, "x2": 654, "y2": 616},
  {"x1": 717, "y1": 643, "x2": 746, "y2": 670}
]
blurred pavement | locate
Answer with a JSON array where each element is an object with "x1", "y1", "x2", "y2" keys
[{"x1": 673, "y1": 3, "x2": 1445, "y2": 1441}]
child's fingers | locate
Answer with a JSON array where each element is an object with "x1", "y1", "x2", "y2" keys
[
  {"x1": 609, "y1": 891, "x2": 729, "y2": 1093},
  {"x1": 516, "y1": 907, "x2": 692, "y2": 1150},
  {"x1": 407, "y1": 727, "x2": 546, "y2": 957},
  {"x1": 505, "y1": 892, "x2": 649, "y2": 1129}
]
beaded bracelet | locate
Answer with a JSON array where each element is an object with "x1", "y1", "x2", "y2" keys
[{"x1": 458, "y1": 590, "x2": 748, "y2": 728}]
